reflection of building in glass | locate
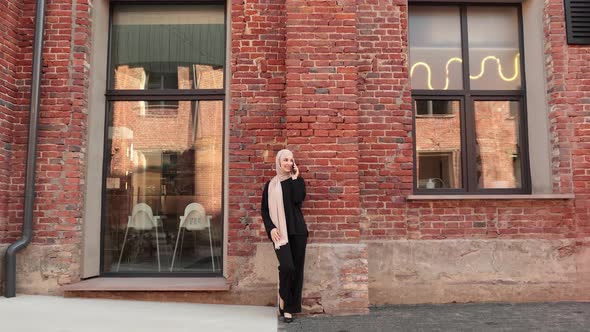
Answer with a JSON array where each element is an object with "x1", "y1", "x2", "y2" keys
[
  {"x1": 474, "y1": 101, "x2": 520, "y2": 188},
  {"x1": 106, "y1": 64, "x2": 223, "y2": 272},
  {"x1": 416, "y1": 100, "x2": 520, "y2": 189},
  {"x1": 415, "y1": 101, "x2": 462, "y2": 189}
]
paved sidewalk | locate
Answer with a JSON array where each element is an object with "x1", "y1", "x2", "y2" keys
[
  {"x1": 0, "y1": 295, "x2": 276, "y2": 332},
  {"x1": 280, "y1": 302, "x2": 590, "y2": 332}
]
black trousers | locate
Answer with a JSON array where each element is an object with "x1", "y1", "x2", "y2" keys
[{"x1": 275, "y1": 234, "x2": 307, "y2": 313}]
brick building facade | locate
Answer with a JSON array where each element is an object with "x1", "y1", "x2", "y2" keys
[{"x1": 1, "y1": 0, "x2": 589, "y2": 315}]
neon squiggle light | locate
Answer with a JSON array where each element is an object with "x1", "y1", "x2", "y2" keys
[
  {"x1": 470, "y1": 55, "x2": 520, "y2": 81},
  {"x1": 409, "y1": 53, "x2": 520, "y2": 90},
  {"x1": 410, "y1": 61, "x2": 434, "y2": 89}
]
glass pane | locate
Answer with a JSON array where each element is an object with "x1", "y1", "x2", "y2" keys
[
  {"x1": 409, "y1": 6, "x2": 463, "y2": 90},
  {"x1": 110, "y1": 5, "x2": 225, "y2": 90},
  {"x1": 474, "y1": 101, "x2": 522, "y2": 189},
  {"x1": 103, "y1": 100, "x2": 223, "y2": 273},
  {"x1": 467, "y1": 7, "x2": 521, "y2": 90},
  {"x1": 415, "y1": 100, "x2": 462, "y2": 189}
]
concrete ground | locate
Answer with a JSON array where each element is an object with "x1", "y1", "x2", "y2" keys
[
  {"x1": 0, "y1": 295, "x2": 277, "y2": 332},
  {"x1": 280, "y1": 302, "x2": 590, "y2": 332}
]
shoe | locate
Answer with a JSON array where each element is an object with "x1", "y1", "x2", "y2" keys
[{"x1": 283, "y1": 313, "x2": 293, "y2": 323}]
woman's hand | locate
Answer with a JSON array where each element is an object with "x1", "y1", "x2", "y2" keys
[
  {"x1": 270, "y1": 228, "x2": 281, "y2": 243},
  {"x1": 292, "y1": 163, "x2": 300, "y2": 179}
]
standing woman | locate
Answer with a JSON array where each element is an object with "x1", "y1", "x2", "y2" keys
[{"x1": 261, "y1": 149, "x2": 308, "y2": 323}]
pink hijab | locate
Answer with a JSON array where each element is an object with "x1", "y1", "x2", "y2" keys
[{"x1": 268, "y1": 149, "x2": 293, "y2": 249}]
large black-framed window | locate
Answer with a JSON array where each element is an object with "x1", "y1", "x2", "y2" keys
[
  {"x1": 100, "y1": 1, "x2": 226, "y2": 276},
  {"x1": 409, "y1": 3, "x2": 531, "y2": 194}
]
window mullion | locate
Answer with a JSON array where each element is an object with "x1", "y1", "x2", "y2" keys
[
  {"x1": 517, "y1": 96, "x2": 532, "y2": 193},
  {"x1": 106, "y1": 90, "x2": 226, "y2": 101},
  {"x1": 460, "y1": 5, "x2": 471, "y2": 93},
  {"x1": 459, "y1": 5, "x2": 476, "y2": 192},
  {"x1": 516, "y1": 5, "x2": 532, "y2": 193},
  {"x1": 464, "y1": 96, "x2": 478, "y2": 192}
]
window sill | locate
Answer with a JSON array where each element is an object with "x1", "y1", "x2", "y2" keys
[
  {"x1": 61, "y1": 277, "x2": 230, "y2": 292},
  {"x1": 407, "y1": 194, "x2": 575, "y2": 200}
]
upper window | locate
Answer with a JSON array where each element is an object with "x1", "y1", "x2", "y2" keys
[
  {"x1": 101, "y1": 3, "x2": 225, "y2": 276},
  {"x1": 409, "y1": 4, "x2": 530, "y2": 194},
  {"x1": 109, "y1": 4, "x2": 225, "y2": 91}
]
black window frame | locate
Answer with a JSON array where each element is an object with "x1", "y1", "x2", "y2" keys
[
  {"x1": 409, "y1": 2, "x2": 531, "y2": 195},
  {"x1": 99, "y1": 0, "x2": 227, "y2": 277}
]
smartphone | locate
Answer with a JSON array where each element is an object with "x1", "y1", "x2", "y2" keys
[{"x1": 291, "y1": 161, "x2": 297, "y2": 174}]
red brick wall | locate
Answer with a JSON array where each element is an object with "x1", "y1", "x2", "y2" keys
[
  {"x1": 545, "y1": 0, "x2": 590, "y2": 237},
  {"x1": 229, "y1": 0, "x2": 287, "y2": 256},
  {"x1": 357, "y1": 0, "x2": 413, "y2": 239},
  {"x1": 545, "y1": 0, "x2": 573, "y2": 195},
  {"x1": 0, "y1": 0, "x2": 21, "y2": 244},
  {"x1": 285, "y1": 0, "x2": 361, "y2": 243},
  {"x1": 1, "y1": 0, "x2": 92, "y2": 285}
]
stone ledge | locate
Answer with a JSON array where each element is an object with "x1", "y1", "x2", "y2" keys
[
  {"x1": 368, "y1": 239, "x2": 590, "y2": 305},
  {"x1": 407, "y1": 194, "x2": 575, "y2": 200},
  {"x1": 61, "y1": 277, "x2": 230, "y2": 292}
]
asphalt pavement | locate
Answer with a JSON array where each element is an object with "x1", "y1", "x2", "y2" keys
[{"x1": 280, "y1": 302, "x2": 590, "y2": 332}]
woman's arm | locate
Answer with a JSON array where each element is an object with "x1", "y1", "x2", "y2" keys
[
  {"x1": 261, "y1": 182, "x2": 275, "y2": 240},
  {"x1": 291, "y1": 177, "x2": 306, "y2": 204}
]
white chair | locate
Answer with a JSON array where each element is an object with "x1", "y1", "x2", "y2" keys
[
  {"x1": 116, "y1": 203, "x2": 161, "y2": 272},
  {"x1": 170, "y1": 203, "x2": 214, "y2": 272}
]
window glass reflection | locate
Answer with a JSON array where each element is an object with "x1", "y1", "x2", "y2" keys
[
  {"x1": 467, "y1": 7, "x2": 521, "y2": 90},
  {"x1": 474, "y1": 101, "x2": 522, "y2": 189},
  {"x1": 110, "y1": 5, "x2": 225, "y2": 90},
  {"x1": 415, "y1": 100, "x2": 462, "y2": 189},
  {"x1": 409, "y1": 6, "x2": 463, "y2": 90},
  {"x1": 103, "y1": 100, "x2": 223, "y2": 273}
]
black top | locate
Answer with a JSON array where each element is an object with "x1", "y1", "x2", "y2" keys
[{"x1": 261, "y1": 177, "x2": 308, "y2": 240}]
